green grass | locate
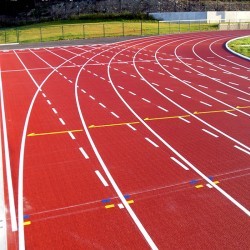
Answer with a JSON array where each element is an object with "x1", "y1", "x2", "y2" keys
[
  {"x1": 0, "y1": 20, "x2": 218, "y2": 44},
  {"x1": 228, "y1": 37, "x2": 250, "y2": 58}
]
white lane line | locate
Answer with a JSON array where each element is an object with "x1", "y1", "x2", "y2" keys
[
  {"x1": 52, "y1": 108, "x2": 58, "y2": 114},
  {"x1": 69, "y1": 80, "x2": 73, "y2": 83},
  {"x1": 142, "y1": 98, "x2": 151, "y2": 103},
  {"x1": 63, "y1": 76, "x2": 67, "y2": 80},
  {"x1": 202, "y1": 129, "x2": 219, "y2": 138},
  {"x1": 152, "y1": 82, "x2": 159, "y2": 87},
  {"x1": 79, "y1": 147, "x2": 89, "y2": 159},
  {"x1": 59, "y1": 118, "x2": 66, "y2": 125},
  {"x1": 181, "y1": 94, "x2": 191, "y2": 99},
  {"x1": 99, "y1": 103, "x2": 106, "y2": 108},
  {"x1": 158, "y1": 72, "x2": 165, "y2": 75},
  {"x1": 100, "y1": 77, "x2": 106, "y2": 80},
  {"x1": 68, "y1": 131, "x2": 75, "y2": 140},
  {"x1": 130, "y1": 74, "x2": 136, "y2": 78},
  {"x1": 145, "y1": 138, "x2": 159, "y2": 148},
  {"x1": 59, "y1": 72, "x2": 62, "y2": 76},
  {"x1": 93, "y1": 73, "x2": 98, "y2": 77},
  {"x1": 165, "y1": 87, "x2": 174, "y2": 92},
  {"x1": 209, "y1": 68, "x2": 217, "y2": 71},
  {"x1": 129, "y1": 91, "x2": 136, "y2": 96},
  {"x1": 42, "y1": 93, "x2": 46, "y2": 98},
  {"x1": 0, "y1": 71, "x2": 17, "y2": 232},
  {"x1": 173, "y1": 67, "x2": 180, "y2": 70},
  {"x1": 111, "y1": 112, "x2": 119, "y2": 118},
  {"x1": 200, "y1": 101, "x2": 212, "y2": 107},
  {"x1": 228, "y1": 82, "x2": 239, "y2": 86},
  {"x1": 157, "y1": 106, "x2": 168, "y2": 112},
  {"x1": 183, "y1": 80, "x2": 191, "y2": 83},
  {"x1": 185, "y1": 70, "x2": 192, "y2": 73},
  {"x1": 237, "y1": 97, "x2": 250, "y2": 103},
  {"x1": 170, "y1": 157, "x2": 189, "y2": 170},
  {"x1": 197, "y1": 65, "x2": 204, "y2": 68},
  {"x1": 198, "y1": 85, "x2": 208, "y2": 89},
  {"x1": 89, "y1": 95, "x2": 95, "y2": 100},
  {"x1": 127, "y1": 123, "x2": 136, "y2": 131},
  {"x1": 95, "y1": 170, "x2": 109, "y2": 187},
  {"x1": 179, "y1": 117, "x2": 190, "y2": 123},
  {"x1": 122, "y1": 71, "x2": 127, "y2": 74},
  {"x1": 232, "y1": 67, "x2": 240, "y2": 70},
  {"x1": 224, "y1": 111, "x2": 237, "y2": 117},
  {"x1": 216, "y1": 90, "x2": 227, "y2": 95},
  {"x1": 234, "y1": 145, "x2": 250, "y2": 155},
  {"x1": 47, "y1": 100, "x2": 51, "y2": 105},
  {"x1": 118, "y1": 86, "x2": 124, "y2": 90},
  {"x1": 81, "y1": 89, "x2": 86, "y2": 94},
  {"x1": 148, "y1": 69, "x2": 154, "y2": 72}
]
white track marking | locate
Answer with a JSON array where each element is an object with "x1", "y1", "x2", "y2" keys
[
  {"x1": 95, "y1": 170, "x2": 109, "y2": 187},
  {"x1": 99, "y1": 103, "x2": 106, "y2": 108},
  {"x1": 68, "y1": 131, "x2": 75, "y2": 140},
  {"x1": 200, "y1": 101, "x2": 212, "y2": 107},
  {"x1": 129, "y1": 91, "x2": 136, "y2": 96},
  {"x1": 42, "y1": 93, "x2": 46, "y2": 98},
  {"x1": 118, "y1": 86, "x2": 124, "y2": 90},
  {"x1": 59, "y1": 118, "x2": 65, "y2": 125},
  {"x1": 0, "y1": 70, "x2": 17, "y2": 232},
  {"x1": 145, "y1": 138, "x2": 159, "y2": 147},
  {"x1": 179, "y1": 117, "x2": 190, "y2": 123},
  {"x1": 89, "y1": 95, "x2": 95, "y2": 100},
  {"x1": 142, "y1": 98, "x2": 151, "y2": 103},
  {"x1": 237, "y1": 97, "x2": 250, "y2": 103},
  {"x1": 52, "y1": 108, "x2": 58, "y2": 114},
  {"x1": 198, "y1": 85, "x2": 208, "y2": 89},
  {"x1": 228, "y1": 82, "x2": 239, "y2": 86},
  {"x1": 111, "y1": 112, "x2": 119, "y2": 118},
  {"x1": 216, "y1": 90, "x2": 227, "y2": 95},
  {"x1": 181, "y1": 94, "x2": 191, "y2": 99},
  {"x1": 79, "y1": 147, "x2": 89, "y2": 159},
  {"x1": 46, "y1": 100, "x2": 51, "y2": 105},
  {"x1": 165, "y1": 87, "x2": 174, "y2": 92},
  {"x1": 127, "y1": 123, "x2": 137, "y2": 131},
  {"x1": 224, "y1": 111, "x2": 237, "y2": 117},
  {"x1": 202, "y1": 129, "x2": 219, "y2": 138},
  {"x1": 170, "y1": 157, "x2": 189, "y2": 171},
  {"x1": 157, "y1": 106, "x2": 168, "y2": 112},
  {"x1": 81, "y1": 89, "x2": 86, "y2": 94},
  {"x1": 234, "y1": 145, "x2": 250, "y2": 155}
]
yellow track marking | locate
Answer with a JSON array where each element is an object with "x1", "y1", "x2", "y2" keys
[
  {"x1": 195, "y1": 184, "x2": 204, "y2": 189},
  {"x1": 105, "y1": 204, "x2": 115, "y2": 209},
  {"x1": 127, "y1": 200, "x2": 134, "y2": 204},
  {"x1": 23, "y1": 221, "x2": 31, "y2": 226}
]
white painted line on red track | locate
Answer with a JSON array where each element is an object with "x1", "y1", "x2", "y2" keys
[
  {"x1": 216, "y1": 90, "x2": 227, "y2": 95},
  {"x1": 100, "y1": 77, "x2": 106, "y2": 80},
  {"x1": 170, "y1": 157, "x2": 189, "y2": 171},
  {"x1": 118, "y1": 86, "x2": 124, "y2": 90},
  {"x1": 89, "y1": 95, "x2": 95, "y2": 100},
  {"x1": 145, "y1": 138, "x2": 159, "y2": 148},
  {"x1": 181, "y1": 94, "x2": 191, "y2": 99},
  {"x1": 165, "y1": 87, "x2": 174, "y2": 92},
  {"x1": 142, "y1": 98, "x2": 151, "y2": 103},
  {"x1": 224, "y1": 111, "x2": 237, "y2": 117},
  {"x1": 95, "y1": 170, "x2": 109, "y2": 187},
  {"x1": 68, "y1": 131, "x2": 75, "y2": 140},
  {"x1": 127, "y1": 123, "x2": 137, "y2": 131},
  {"x1": 179, "y1": 117, "x2": 190, "y2": 123},
  {"x1": 59, "y1": 118, "x2": 66, "y2": 125},
  {"x1": 42, "y1": 93, "x2": 46, "y2": 98},
  {"x1": 152, "y1": 82, "x2": 159, "y2": 86},
  {"x1": 129, "y1": 91, "x2": 136, "y2": 96},
  {"x1": 130, "y1": 74, "x2": 136, "y2": 78},
  {"x1": 234, "y1": 145, "x2": 250, "y2": 155},
  {"x1": 198, "y1": 85, "x2": 208, "y2": 89},
  {"x1": 99, "y1": 103, "x2": 106, "y2": 108},
  {"x1": 200, "y1": 101, "x2": 212, "y2": 107},
  {"x1": 47, "y1": 100, "x2": 51, "y2": 105},
  {"x1": 157, "y1": 106, "x2": 168, "y2": 112},
  {"x1": 111, "y1": 112, "x2": 119, "y2": 118},
  {"x1": 79, "y1": 147, "x2": 89, "y2": 159},
  {"x1": 69, "y1": 80, "x2": 73, "y2": 83},
  {"x1": 0, "y1": 70, "x2": 17, "y2": 232},
  {"x1": 202, "y1": 129, "x2": 219, "y2": 138},
  {"x1": 228, "y1": 82, "x2": 239, "y2": 86},
  {"x1": 237, "y1": 97, "x2": 250, "y2": 103},
  {"x1": 81, "y1": 89, "x2": 86, "y2": 94}
]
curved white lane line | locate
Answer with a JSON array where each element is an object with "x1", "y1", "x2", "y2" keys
[
  {"x1": 0, "y1": 69, "x2": 17, "y2": 233},
  {"x1": 14, "y1": 44, "x2": 108, "y2": 250},
  {"x1": 74, "y1": 36, "x2": 163, "y2": 250},
  {"x1": 107, "y1": 35, "x2": 250, "y2": 217}
]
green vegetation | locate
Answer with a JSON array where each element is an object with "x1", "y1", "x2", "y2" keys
[
  {"x1": 0, "y1": 19, "x2": 218, "y2": 44},
  {"x1": 228, "y1": 37, "x2": 250, "y2": 58}
]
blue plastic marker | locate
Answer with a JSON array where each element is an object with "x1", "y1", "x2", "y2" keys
[
  {"x1": 101, "y1": 198, "x2": 111, "y2": 203},
  {"x1": 23, "y1": 215, "x2": 30, "y2": 219},
  {"x1": 190, "y1": 180, "x2": 198, "y2": 185},
  {"x1": 124, "y1": 194, "x2": 130, "y2": 199},
  {"x1": 208, "y1": 176, "x2": 214, "y2": 181}
]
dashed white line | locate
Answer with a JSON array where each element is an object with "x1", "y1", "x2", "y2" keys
[
  {"x1": 151, "y1": 83, "x2": 159, "y2": 87},
  {"x1": 209, "y1": 68, "x2": 217, "y2": 71},
  {"x1": 158, "y1": 72, "x2": 165, "y2": 75},
  {"x1": 79, "y1": 147, "x2": 89, "y2": 159},
  {"x1": 157, "y1": 106, "x2": 168, "y2": 112},
  {"x1": 95, "y1": 170, "x2": 109, "y2": 187},
  {"x1": 228, "y1": 82, "x2": 239, "y2": 86},
  {"x1": 202, "y1": 129, "x2": 219, "y2": 138},
  {"x1": 165, "y1": 87, "x2": 174, "y2": 92},
  {"x1": 130, "y1": 74, "x2": 136, "y2": 78},
  {"x1": 89, "y1": 95, "x2": 95, "y2": 100},
  {"x1": 127, "y1": 124, "x2": 136, "y2": 131},
  {"x1": 142, "y1": 98, "x2": 151, "y2": 103},
  {"x1": 234, "y1": 145, "x2": 250, "y2": 155},
  {"x1": 99, "y1": 103, "x2": 106, "y2": 108},
  {"x1": 181, "y1": 94, "x2": 191, "y2": 99},
  {"x1": 81, "y1": 89, "x2": 86, "y2": 94},
  {"x1": 63, "y1": 76, "x2": 67, "y2": 80},
  {"x1": 42, "y1": 93, "x2": 46, "y2": 98},
  {"x1": 179, "y1": 117, "x2": 190, "y2": 123},
  {"x1": 129, "y1": 91, "x2": 136, "y2": 96},
  {"x1": 145, "y1": 138, "x2": 159, "y2": 148},
  {"x1": 59, "y1": 118, "x2": 65, "y2": 125},
  {"x1": 200, "y1": 101, "x2": 212, "y2": 107},
  {"x1": 52, "y1": 108, "x2": 58, "y2": 114},
  {"x1": 185, "y1": 70, "x2": 192, "y2": 73},
  {"x1": 47, "y1": 100, "x2": 51, "y2": 105},
  {"x1": 224, "y1": 111, "x2": 237, "y2": 117},
  {"x1": 170, "y1": 157, "x2": 189, "y2": 171},
  {"x1": 216, "y1": 90, "x2": 227, "y2": 95},
  {"x1": 100, "y1": 77, "x2": 106, "y2": 80},
  {"x1": 198, "y1": 85, "x2": 208, "y2": 89},
  {"x1": 237, "y1": 97, "x2": 250, "y2": 103},
  {"x1": 68, "y1": 131, "x2": 75, "y2": 140},
  {"x1": 111, "y1": 112, "x2": 119, "y2": 118},
  {"x1": 118, "y1": 86, "x2": 124, "y2": 90},
  {"x1": 68, "y1": 80, "x2": 73, "y2": 83}
]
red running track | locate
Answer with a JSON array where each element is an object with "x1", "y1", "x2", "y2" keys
[{"x1": 0, "y1": 30, "x2": 250, "y2": 249}]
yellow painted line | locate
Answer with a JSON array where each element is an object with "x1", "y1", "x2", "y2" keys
[
  {"x1": 27, "y1": 129, "x2": 83, "y2": 137},
  {"x1": 23, "y1": 221, "x2": 31, "y2": 226},
  {"x1": 144, "y1": 114, "x2": 190, "y2": 121},
  {"x1": 127, "y1": 200, "x2": 134, "y2": 204},
  {"x1": 105, "y1": 204, "x2": 115, "y2": 209},
  {"x1": 89, "y1": 121, "x2": 140, "y2": 129},
  {"x1": 213, "y1": 181, "x2": 220, "y2": 185},
  {"x1": 195, "y1": 184, "x2": 204, "y2": 189}
]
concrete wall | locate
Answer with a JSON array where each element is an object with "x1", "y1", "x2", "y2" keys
[{"x1": 150, "y1": 11, "x2": 250, "y2": 23}]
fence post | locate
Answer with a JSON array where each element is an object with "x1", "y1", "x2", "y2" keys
[
  {"x1": 158, "y1": 21, "x2": 160, "y2": 35},
  {"x1": 40, "y1": 27, "x2": 42, "y2": 42},
  {"x1": 103, "y1": 24, "x2": 105, "y2": 38},
  {"x1": 82, "y1": 25, "x2": 85, "y2": 39}
]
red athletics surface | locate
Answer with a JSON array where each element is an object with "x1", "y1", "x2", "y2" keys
[{"x1": 0, "y1": 30, "x2": 249, "y2": 249}]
